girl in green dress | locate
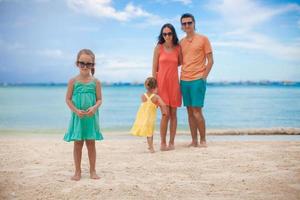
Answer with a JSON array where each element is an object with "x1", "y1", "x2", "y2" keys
[{"x1": 64, "y1": 49, "x2": 103, "y2": 181}]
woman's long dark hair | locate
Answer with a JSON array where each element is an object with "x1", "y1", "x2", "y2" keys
[{"x1": 157, "y1": 23, "x2": 179, "y2": 45}]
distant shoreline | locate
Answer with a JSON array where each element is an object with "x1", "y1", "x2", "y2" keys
[
  {"x1": 0, "y1": 81, "x2": 300, "y2": 87},
  {"x1": 1, "y1": 128, "x2": 299, "y2": 135}
]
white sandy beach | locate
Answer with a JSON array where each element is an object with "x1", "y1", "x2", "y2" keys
[{"x1": 0, "y1": 132, "x2": 300, "y2": 200}]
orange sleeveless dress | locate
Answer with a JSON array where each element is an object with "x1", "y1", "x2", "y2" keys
[{"x1": 157, "y1": 44, "x2": 182, "y2": 107}]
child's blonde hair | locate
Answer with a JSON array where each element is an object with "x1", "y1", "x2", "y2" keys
[
  {"x1": 144, "y1": 77, "x2": 157, "y2": 90},
  {"x1": 76, "y1": 49, "x2": 96, "y2": 75}
]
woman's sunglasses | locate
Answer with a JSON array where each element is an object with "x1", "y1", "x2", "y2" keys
[{"x1": 162, "y1": 32, "x2": 173, "y2": 37}]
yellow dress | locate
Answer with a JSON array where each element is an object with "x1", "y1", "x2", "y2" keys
[{"x1": 131, "y1": 93, "x2": 157, "y2": 137}]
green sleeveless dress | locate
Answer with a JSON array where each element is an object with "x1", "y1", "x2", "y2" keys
[{"x1": 64, "y1": 80, "x2": 103, "y2": 142}]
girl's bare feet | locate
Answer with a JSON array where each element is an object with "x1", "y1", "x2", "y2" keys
[
  {"x1": 90, "y1": 171, "x2": 100, "y2": 179},
  {"x1": 71, "y1": 171, "x2": 81, "y2": 181}
]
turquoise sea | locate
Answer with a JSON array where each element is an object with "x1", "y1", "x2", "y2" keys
[{"x1": 0, "y1": 85, "x2": 299, "y2": 132}]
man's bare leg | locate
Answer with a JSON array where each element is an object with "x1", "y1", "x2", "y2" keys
[
  {"x1": 187, "y1": 107, "x2": 198, "y2": 147},
  {"x1": 191, "y1": 107, "x2": 207, "y2": 147}
]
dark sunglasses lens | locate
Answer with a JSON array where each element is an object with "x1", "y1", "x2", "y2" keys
[
  {"x1": 78, "y1": 61, "x2": 94, "y2": 68},
  {"x1": 86, "y1": 63, "x2": 94, "y2": 67},
  {"x1": 163, "y1": 32, "x2": 172, "y2": 37},
  {"x1": 182, "y1": 21, "x2": 193, "y2": 26}
]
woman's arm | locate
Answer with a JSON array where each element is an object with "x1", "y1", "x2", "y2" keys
[
  {"x1": 155, "y1": 95, "x2": 168, "y2": 116},
  {"x1": 178, "y1": 45, "x2": 183, "y2": 66},
  {"x1": 152, "y1": 45, "x2": 159, "y2": 78}
]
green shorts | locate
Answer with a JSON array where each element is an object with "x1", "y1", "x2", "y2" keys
[{"x1": 180, "y1": 79, "x2": 206, "y2": 107}]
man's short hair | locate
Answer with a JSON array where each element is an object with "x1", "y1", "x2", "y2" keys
[{"x1": 180, "y1": 13, "x2": 195, "y2": 24}]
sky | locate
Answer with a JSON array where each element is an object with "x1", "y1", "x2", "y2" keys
[{"x1": 0, "y1": 0, "x2": 300, "y2": 83}]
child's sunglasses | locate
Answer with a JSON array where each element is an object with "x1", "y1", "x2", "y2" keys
[{"x1": 77, "y1": 61, "x2": 95, "y2": 69}]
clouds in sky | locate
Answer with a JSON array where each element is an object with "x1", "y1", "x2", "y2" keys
[
  {"x1": 67, "y1": 0, "x2": 169, "y2": 25},
  {"x1": 209, "y1": 0, "x2": 300, "y2": 61},
  {"x1": 0, "y1": 0, "x2": 299, "y2": 83},
  {"x1": 210, "y1": 0, "x2": 299, "y2": 31}
]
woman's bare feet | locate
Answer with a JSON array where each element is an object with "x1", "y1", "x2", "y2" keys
[
  {"x1": 71, "y1": 171, "x2": 81, "y2": 181},
  {"x1": 90, "y1": 171, "x2": 100, "y2": 180}
]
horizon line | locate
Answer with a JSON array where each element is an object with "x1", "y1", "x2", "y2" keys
[{"x1": 1, "y1": 80, "x2": 299, "y2": 86}]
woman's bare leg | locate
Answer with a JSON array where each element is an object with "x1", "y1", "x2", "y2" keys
[
  {"x1": 168, "y1": 107, "x2": 177, "y2": 150},
  {"x1": 160, "y1": 107, "x2": 170, "y2": 151}
]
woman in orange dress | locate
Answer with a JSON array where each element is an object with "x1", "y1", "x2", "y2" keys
[{"x1": 152, "y1": 23, "x2": 182, "y2": 151}]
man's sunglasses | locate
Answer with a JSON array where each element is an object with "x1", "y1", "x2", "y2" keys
[{"x1": 181, "y1": 21, "x2": 193, "y2": 26}]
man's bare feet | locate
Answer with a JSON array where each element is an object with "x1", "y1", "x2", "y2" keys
[
  {"x1": 168, "y1": 144, "x2": 175, "y2": 150},
  {"x1": 90, "y1": 171, "x2": 100, "y2": 180},
  {"x1": 187, "y1": 142, "x2": 198, "y2": 147},
  {"x1": 71, "y1": 171, "x2": 81, "y2": 181},
  {"x1": 199, "y1": 141, "x2": 207, "y2": 148},
  {"x1": 160, "y1": 144, "x2": 168, "y2": 151}
]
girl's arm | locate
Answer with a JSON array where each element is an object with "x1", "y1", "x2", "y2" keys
[
  {"x1": 94, "y1": 79, "x2": 102, "y2": 109},
  {"x1": 66, "y1": 78, "x2": 85, "y2": 118},
  {"x1": 86, "y1": 79, "x2": 102, "y2": 116},
  {"x1": 141, "y1": 94, "x2": 146, "y2": 102},
  {"x1": 152, "y1": 45, "x2": 159, "y2": 78}
]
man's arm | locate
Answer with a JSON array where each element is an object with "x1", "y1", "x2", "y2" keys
[{"x1": 203, "y1": 52, "x2": 214, "y2": 79}]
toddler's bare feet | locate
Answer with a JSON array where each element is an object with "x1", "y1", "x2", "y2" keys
[
  {"x1": 187, "y1": 142, "x2": 198, "y2": 147},
  {"x1": 149, "y1": 147, "x2": 155, "y2": 153},
  {"x1": 90, "y1": 171, "x2": 100, "y2": 180},
  {"x1": 199, "y1": 141, "x2": 207, "y2": 148},
  {"x1": 160, "y1": 144, "x2": 168, "y2": 151},
  {"x1": 71, "y1": 171, "x2": 81, "y2": 181}
]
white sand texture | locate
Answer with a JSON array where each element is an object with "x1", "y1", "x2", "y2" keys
[{"x1": 0, "y1": 134, "x2": 300, "y2": 200}]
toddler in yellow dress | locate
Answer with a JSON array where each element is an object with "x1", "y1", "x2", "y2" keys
[{"x1": 131, "y1": 77, "x2": 168, "y2": 153}]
